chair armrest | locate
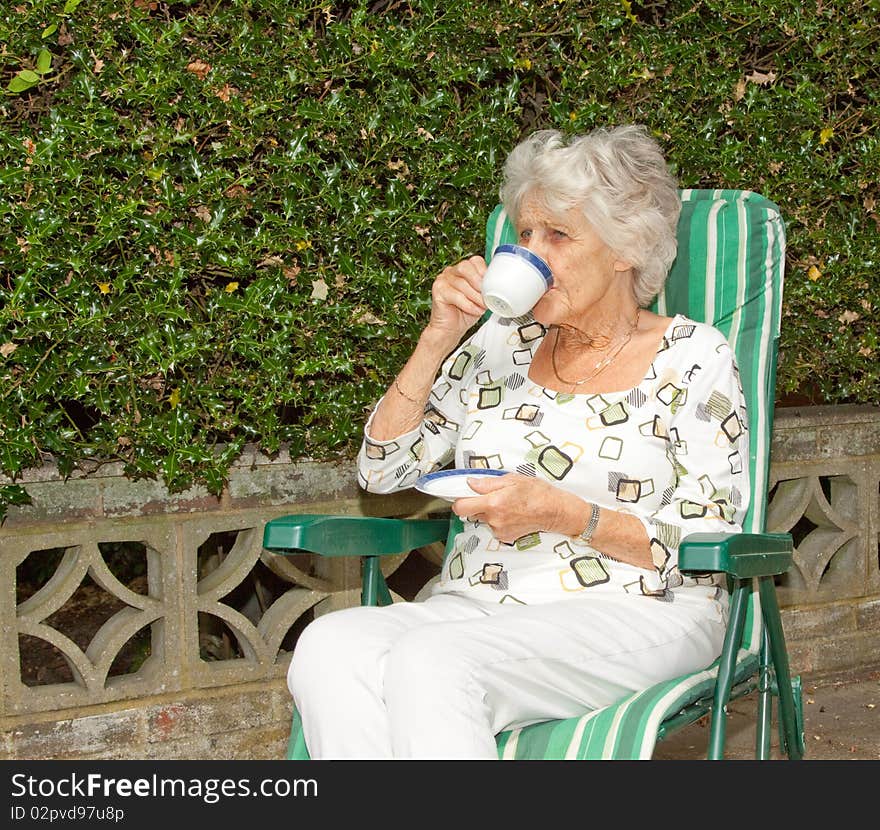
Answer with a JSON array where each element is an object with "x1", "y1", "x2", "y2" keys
[
  {"x1": 263, "y1": 513, "x2": 451, "y2": 557},
  {"x1": 678, "y1": 532, "x2": 793, "y2": 578}
]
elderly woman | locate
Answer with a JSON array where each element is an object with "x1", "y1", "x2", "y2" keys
[{"x1": 288, "y1": 125, "x2": 749, "y2": 759}]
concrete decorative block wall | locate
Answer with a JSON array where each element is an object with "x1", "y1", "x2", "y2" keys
[{"x1": 1, "y1": 405, "x2": 878, "y2": 760}]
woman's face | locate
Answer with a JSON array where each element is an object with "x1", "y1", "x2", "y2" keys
[{"x1": 514, "y1": 191, "x2": 633, "y2": 329}]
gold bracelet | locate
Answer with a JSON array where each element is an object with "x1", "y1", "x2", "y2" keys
[{"x1": 393, "y1": 377, "x2": 421, "y2": 405}]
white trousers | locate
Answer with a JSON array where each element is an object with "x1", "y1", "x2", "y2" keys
[{"x1": 287, "y1": 591, "x2": 726, "y2": 760}]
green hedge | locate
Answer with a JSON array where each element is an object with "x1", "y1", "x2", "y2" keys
[{"x1": 2, "y1": 0, "x2": 878, "y2": 515}]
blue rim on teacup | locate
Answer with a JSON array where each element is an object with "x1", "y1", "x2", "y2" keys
[{"x1": 492, "y1": 244, "x2": 554, "y2": 286}]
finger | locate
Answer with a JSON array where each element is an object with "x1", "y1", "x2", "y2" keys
[
  {"x1": 447, "y1": 287, "x2": 486, "y2": 317},
  {"x1": 457, "y1": 255, "x2": 488, "y2": 281},
  {"x1": 466, "y1": 473, "x2": 519, "y2": 494},
  {"x1": 441, "y1": 255, "x2": 486, "y2": 285},
  {"x1": 444, "y1": 258, "x2": 487, "y2": 296},
  {"x1": 433, "y1": 277, "x2": 486, "y2": 317},
  {"x1": 451, "y1": 495, "x2": 487, "y2": 517},
  {"x1": 465, "y1": 476, "x2": 501, "y2": 494},
  {"x1": 457, "y1": 277, "x2": 486, "y2": 309}
]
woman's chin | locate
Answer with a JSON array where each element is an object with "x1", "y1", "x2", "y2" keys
[{"x1": 530, "y1": 294, "x2": 565, "y2": 327}]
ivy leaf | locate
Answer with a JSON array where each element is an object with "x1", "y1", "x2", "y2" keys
[
  {"x1": 8, "y1": 70, "x2": 40, "y2": 93},
  {"x1": 35, "y1": 49, "x2": 52, "y2": 75}
]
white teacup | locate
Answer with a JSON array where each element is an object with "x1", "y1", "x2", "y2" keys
[{"x1": 481, "y1": 244, "x2": 553, "y2": 317}]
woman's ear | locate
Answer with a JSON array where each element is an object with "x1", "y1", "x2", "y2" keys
[{"x1": 613, "y1": 257, "x2": 633, "y2": 273}]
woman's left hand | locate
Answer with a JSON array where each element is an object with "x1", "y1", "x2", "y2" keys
[{"x1": 452, "y1": 473, "x2": 579, "y2": 544}]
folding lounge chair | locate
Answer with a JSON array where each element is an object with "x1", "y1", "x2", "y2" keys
[{"x1": 263, "y1": 188, "x2": 806, "y2": 760}]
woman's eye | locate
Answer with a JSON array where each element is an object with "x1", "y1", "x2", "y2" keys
[
  {"x1": 552, "y1": 229, "x2": 568, "y2": 239},
  {"x1": 519, "y1": 229, "x2": 532, "y2": 241}
]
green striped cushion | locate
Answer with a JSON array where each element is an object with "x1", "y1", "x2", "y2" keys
[
  {"x1": 286, "y1": 190, "x2": 785, "y2": 761},
  {"x1": 288, "y1": 709, "x2": 309, "y2": 760},
  {"x1": 496, "y1": 650, "x2": 761, "y2": 760}
]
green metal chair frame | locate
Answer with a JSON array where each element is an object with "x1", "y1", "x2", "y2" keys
[{"x1": 264, "y1": 189, "x2": 806, "y2": 760}]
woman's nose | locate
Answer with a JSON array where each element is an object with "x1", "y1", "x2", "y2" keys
[{"x1": 523, "y1": 236, "x2": 549, "y2": 263}]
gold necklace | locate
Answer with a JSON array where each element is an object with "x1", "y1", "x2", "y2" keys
[{"x1": 550, "y1": 308, "x2": 641, "y2": 392}]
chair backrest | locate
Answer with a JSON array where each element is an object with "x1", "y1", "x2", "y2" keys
[{"x1": 485, "y1": 189, "x2": 786, "y2": 652}]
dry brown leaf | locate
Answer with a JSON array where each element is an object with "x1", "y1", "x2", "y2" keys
[
  {"x1": 1, "y1": 342, "x2": 17, "y2": 358},
  {"x1": 746, "y1": 69, "x2": 777, "y2": 86},
  {"x1": 387, "y1": 159, "x2": 410, "y2": 177},
  {"x1": 258, "y1": 255, "x2": 284, "y2": 268},
  {"x1": 192, "y1": 205, "x2": 212, "y2": 223},
  {"x1": 746, "y1": 70, "x2": 776, "y2": 86},
  {"x1": 733, "y1": 78, "x2": 747, "y2": 101},
  {"x1": 311, "y1": 279, "x2": 329, "y2": 301},
  {"x1": 838, "y1": 310, "x2": 860, "y2": 325},
  {"x1": 214, "y1": 84, "x2": 236, "y2": 102},
  {"x1": 186, "y1": 59, "x2": 211, "y2": 80},
  {"x1": 356, "y1": 310, "x2": 386, "y2": 325}
]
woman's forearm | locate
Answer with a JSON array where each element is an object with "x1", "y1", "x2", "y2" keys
[
  {"x1": 556, "y1": 492, "x2": 654, "y2": 570},
  {"x1": 367, "y1": 326, "x2": 461, "y2": 442}
]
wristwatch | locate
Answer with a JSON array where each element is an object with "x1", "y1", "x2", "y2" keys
[{"x1": 578, "y1": 503, "x2": 601, "y2": 545}]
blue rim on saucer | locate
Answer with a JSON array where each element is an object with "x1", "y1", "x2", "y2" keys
[
  {"x1": 415, "y1": 468, "x2": 507, "y2": 499},
  {"x1": 492, "y1": 244, "x2": 553, "y2": 286}
]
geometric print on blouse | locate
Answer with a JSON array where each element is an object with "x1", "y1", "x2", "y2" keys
[{"x1": 356, "y1": 312, "x2": 750, "y2": 606}]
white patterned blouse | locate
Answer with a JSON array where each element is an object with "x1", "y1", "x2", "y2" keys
[{"x1": 357, "y1": 313, "x2": 750, "y2": 608}]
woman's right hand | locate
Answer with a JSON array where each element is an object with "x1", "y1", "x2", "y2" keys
[{"x1": 424, "y1": 255, "x2": 488, "y2": 344}]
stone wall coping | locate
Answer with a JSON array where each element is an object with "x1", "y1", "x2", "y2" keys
[
  {"x1": 1, "y1": 451, "x2": 352, "y2": 486},
  {"x1": 774, "y1": 403, "x2": 880, "y2": 429}
]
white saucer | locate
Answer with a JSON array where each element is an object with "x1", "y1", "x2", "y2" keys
[{"x1": 415, "y1": 469, "x2": 507, "y2": 500}]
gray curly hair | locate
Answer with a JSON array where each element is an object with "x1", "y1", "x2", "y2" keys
[{"x1": 498, "y1": 125, "x2": 681, "y2": 307}]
